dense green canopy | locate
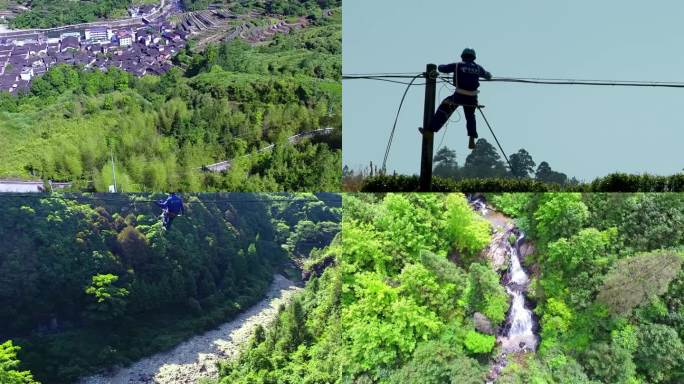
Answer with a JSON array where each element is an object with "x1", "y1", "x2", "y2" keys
[
  {"x1": 0, "y1": 193, "x2": 341, "y2": 383},
  {"x1": 0, "y1": 6, "x2": 341, "y2": 192}
]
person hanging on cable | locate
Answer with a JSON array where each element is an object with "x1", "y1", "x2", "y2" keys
[
  {"x1": 420, "y1": 48, "x2": 492, "y2": 149},
  {"x1": 157, "y1": 192, "x2": 184, "y2": 230}
]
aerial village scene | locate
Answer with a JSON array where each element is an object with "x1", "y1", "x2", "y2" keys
[{"x1": 0, "y1": 0, "x2": 316, "y2": 94}]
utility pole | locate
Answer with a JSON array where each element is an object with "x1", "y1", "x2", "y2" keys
[
  {"x1": 419, "y1": 63, "x2": 437, "y2": 192},
  {"x1": 110, "y1": 145, "x2": 118, "y2": 193}
]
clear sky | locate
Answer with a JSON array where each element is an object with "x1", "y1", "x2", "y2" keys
[{"x1": 343, "y1": 0, "x2": 684, "y2": 180}]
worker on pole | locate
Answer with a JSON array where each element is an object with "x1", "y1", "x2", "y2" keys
[
  {"x1": 420, "y1": 48, "x2": 492, "y2": 149},
  {"x1": 157, "y1": 192, "x2": 184, "y2": 230}
]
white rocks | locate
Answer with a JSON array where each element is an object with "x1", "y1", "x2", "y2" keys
[{"x1": 80, "y1": 274, "x2": 300, "y2": 384}]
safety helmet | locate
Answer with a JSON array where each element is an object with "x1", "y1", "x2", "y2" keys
[{"x1": 461, "y1": 48, "x2": 476, "y2": 61}]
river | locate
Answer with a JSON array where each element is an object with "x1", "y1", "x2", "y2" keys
[{"x1": 80, "y1": 274, "x2": 300, "y2": 384}]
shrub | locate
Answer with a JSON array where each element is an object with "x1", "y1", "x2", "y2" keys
[{"x1": 463, "y1": 330, "x2": 496, "y2": 354}]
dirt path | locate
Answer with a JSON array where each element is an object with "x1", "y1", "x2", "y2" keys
[{"x1": 80, "y1": 274, "x2": 300, "y2": 384}]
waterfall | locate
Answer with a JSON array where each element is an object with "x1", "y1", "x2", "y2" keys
[
  {"x1": 499, "y1": 232, "x2": 537, "y2": 354},
  {"x1": 469, "y1": 196, "x2": 538, "y2": 382}
]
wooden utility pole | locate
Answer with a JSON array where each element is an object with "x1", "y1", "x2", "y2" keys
[{"x1": 419, "y1": 63, "x2": 437, "y2": 192}]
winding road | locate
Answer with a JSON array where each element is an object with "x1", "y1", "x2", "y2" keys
[{"x1": 202, "y1": 127, "x2": 336, "y2": 172}]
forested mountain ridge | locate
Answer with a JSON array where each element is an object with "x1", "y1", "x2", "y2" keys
[
  {"x1": 0, "y1": 192, "x2": 341, "y2": 383},
  {"x1": 488, "y1": 193, "x2": 684, "y2": 383},
  {"x1": 214, "y1": 194, "x2": 502, "y2": 383},
  {"x1": 0, "y1": 5, "x2": 341, "y2": 192},
  {"x1": 214, "y1": 193, "x2": 684, "y2": 384}
]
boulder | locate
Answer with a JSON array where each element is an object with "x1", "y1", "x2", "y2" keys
[
  {"x1": 519, "y1": 241, "x2": 536, "y2": 260},
  {"x1": 474, "y1": 312, "x2": 495, "y2": 335},
  {"x1": 301, "y1": 255, "x2": 335, "y2": 280}
]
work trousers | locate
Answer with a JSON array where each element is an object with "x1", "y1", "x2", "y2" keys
[
  {"x1": 162, "y1": 210, "x2": 178, "y2": 229},
  {"x1": 429, "y1": 93, "x2": 478, "y2": 137}
]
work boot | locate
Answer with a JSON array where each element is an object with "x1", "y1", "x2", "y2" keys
[{"x1": 468, "y1": 136, "x2": 476, "y2": 149}]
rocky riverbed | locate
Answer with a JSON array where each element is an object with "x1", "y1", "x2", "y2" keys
[{"x1": 80, "y1": 274, "x2": 301, "y2": 384}]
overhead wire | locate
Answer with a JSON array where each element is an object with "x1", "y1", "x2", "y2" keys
[
  {"x1": 358, "y1": 77, "x2": 428, "y2": 86},
  {"x1": 382, "y1": 73, "x2": 423, "y2": 172},
  {"x1": 348, "y1": 71, "x2": 684, "y2": 175},
  {"x1": 345, "y1": 73, "x2": 684, "y2": 88}
]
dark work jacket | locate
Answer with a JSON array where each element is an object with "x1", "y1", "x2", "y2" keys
[
  {"x1": 439, "y1": 61, "x2": 492, "y2": 96},
  {"x1": 158, "y1": 195, "x2": 184, "y2": 214}
]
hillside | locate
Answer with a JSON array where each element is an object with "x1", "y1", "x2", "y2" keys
[
  {"x1": 0, "y1": 192, "x2": 341, "y2": 383},
  {"x1": 215, "y1": 193, "x2": 684, "y2": 384},
  {"x1": 0, "y1": 6, "x2": 341, "y2": 192}
]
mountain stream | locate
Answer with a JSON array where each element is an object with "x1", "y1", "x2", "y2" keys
[{"x1": 469, "y1": 197, "x2": 538, "y2": 383}]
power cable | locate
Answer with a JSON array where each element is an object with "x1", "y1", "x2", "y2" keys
[
  {"x1": 356, "y1": 77, "x2": 428, "y2": 86},
  {"x1": 348, "y1": 70, "x2": 684, "y2": 178},
  {"x1": 382, "y1": 73, "x2": 423, "y2": 172},
  {"x1": 477, "y1": 107, "x2": 513, "y2": 172},
  {"x1": 344, "y1": 73, "x2": 684, "y2": 88}
]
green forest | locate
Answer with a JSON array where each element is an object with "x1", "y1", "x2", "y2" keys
[
  {"x1": 429, "y1": 143, "x2": 571, "y2": 185},
  {"x1": 211, "y1": 193, "x2": 684, "y2": 384},
  {"x1": 0, "y1": 4, "x2": 341, "y2": 192},
  {"x1": 488, "y1": 193, "x2": 684, "y2": 384},
  {"x1": 182, "y1": 0, "x2": 339, "y2": 14},
  {"x1": 346, "y1": 140, "x2": 684, "y2": 192},
  {"x1": 2, "y1": 0, "x2": 340, "y2": 28},
  {"x1": 5, "y1": 0, "x2": 134, "y2": 28},
  {"x1": 343, "y1": 140, "x2": 574, "y2": 190},
  {"x1": 0, "y1": 192, "x2": 341, "y2": 383}
]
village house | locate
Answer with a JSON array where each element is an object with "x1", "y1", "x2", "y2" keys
[
  {"x1": 60, "y1": 31, "x2": 81, "y2": 40},
  {"x1": 0, "y1": 76, "x2": 16, "y2": 92},
  {"x1": 60, "y1": 36, "x2": 80, "y2": 52},
  {"x1": 1, "y1": 11, "x2": 188, "y2": 94},
  {"x1": 117, "y1": 31, "x2": 134, "y2": 47},
  {"x1": 85, "y1": 27, "x2": 113, "y2": 44},
  {"x1": 20, "y1": 67, "x2": 33, "y2": 81}
]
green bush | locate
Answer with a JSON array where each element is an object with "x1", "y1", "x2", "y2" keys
[
  {"x1": 463, "y1": 330, "x2": 496, "y2": 354},
  {"x1": 360, "y1": 174, "x2": 684, "y2": 192},
  {"x1": 466, "y1": 264, "x2": 509, "y2": 325},
  {"x1": 389, "y1": 340, "x2": 485, "y2": 384}
]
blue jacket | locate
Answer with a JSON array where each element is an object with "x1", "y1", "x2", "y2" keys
[
  {"x1": 158, "y1": 194, "x2": 184, "y2": 214},
  {"x1": 439, "y1": 61, "x2": 491, "y2": 96}
]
